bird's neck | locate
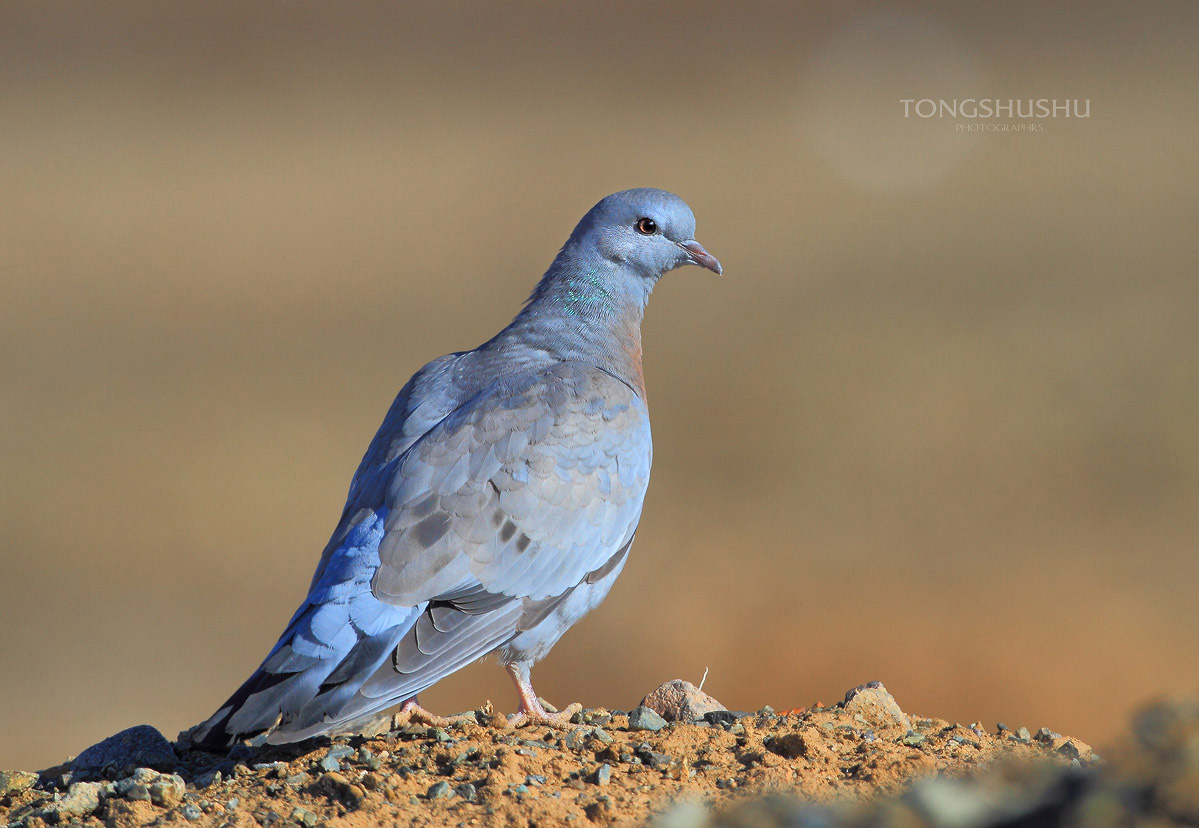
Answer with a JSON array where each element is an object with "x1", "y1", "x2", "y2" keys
[{"x1": 499, "y1": 248, "x2": 656, "y2": 396}]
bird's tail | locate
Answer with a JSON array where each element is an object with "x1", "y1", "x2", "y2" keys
[{"x1": 187, "y1": 600, "x2": 419, "y2": 751}]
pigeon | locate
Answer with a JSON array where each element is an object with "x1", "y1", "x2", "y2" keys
[{"x1": 191, "y1": 188, "x2": 721, "y2": 748}]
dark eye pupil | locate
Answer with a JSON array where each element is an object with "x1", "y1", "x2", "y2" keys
[{"x1": 636, "y1": 218, "x2": 657, "y2": 235}]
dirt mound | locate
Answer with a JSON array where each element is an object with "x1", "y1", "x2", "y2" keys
[{"x1": 1, "y1": 682, "x2": 1100, "y2": 828}]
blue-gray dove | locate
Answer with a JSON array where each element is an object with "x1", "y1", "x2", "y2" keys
[{"x1": 192, "y1": 188, "x2": 721, "y2": 747}]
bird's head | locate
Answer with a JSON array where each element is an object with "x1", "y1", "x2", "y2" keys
[{"x1": 572, "y1": 188, "x2": 722, "y2": 280}]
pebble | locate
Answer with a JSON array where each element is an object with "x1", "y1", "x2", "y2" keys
[
  {"x1": 427, "y1": 781, "x2": 454, "y2": 800},
  {"x1": 901, "y1": 731, "x2": 927, "y2": 747},
  {"x1": 290, "y1": 805, "x2": 319, "y2": 827},
  {"x1": 149, "y1": 775, "x2": 186, "y2": 807},
  {"x1": 455, "y1": 782, "x2": 478, "y2": 802},
  {"x1": 318, "y1": 755, "x2": 341, "y2": 773},
  {"x1": 194, "y1": 769, "x2": 221, "y2": 788},
  {"x1": 50, "y1": 781, "x2": 102, "y2": 818},
  {"x1": 590, "y1": 763, "x2": 612, "y2": 786},
  {"x1": 326, "y1": 745, "x2": 355, "y2": 762},
  {"x1": 1057, "y1": 741, "x2": 1081, "y2": 760},
  {"x1": 0, "y1": 770, "x2": 38, "y2": 796},
  {"x1": 180, "y1": 802, "x2": 203, "y2": 820},
  {"x1": 703, "y1": 711, "x2": 739, "y2": 728},
  {"x1": 628, "y1": 706, "x2": 668, "y2": 732}
]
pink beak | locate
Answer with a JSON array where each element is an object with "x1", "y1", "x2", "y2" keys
[{"x1": 678, "y1": 240, "x2": 723, "y2": 276}]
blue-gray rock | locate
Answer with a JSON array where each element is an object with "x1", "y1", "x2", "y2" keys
[
  {"x1": 181, "y1": 802, "x2": 203, "y2": 820},
  {"x1": 628, "y1": 706, "x2": 668, "y2": 732},
  {"x1": 591, "y1": 763, "x2": 612, "y2": 786},
  {"x1": 71, "y1": 725, "x2": 176, "y2": 777},
  {"x1": 427, "y1": 780, "x2": 454, "y2": 800}
]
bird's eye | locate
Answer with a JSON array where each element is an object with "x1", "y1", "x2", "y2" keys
[{"x1": 635, "y1": 217, "x2": 658, "y2": 235}]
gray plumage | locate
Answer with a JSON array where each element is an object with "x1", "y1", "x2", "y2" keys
[{"x1": 193, "y1": 188, "x2": 721, "y2": 747}]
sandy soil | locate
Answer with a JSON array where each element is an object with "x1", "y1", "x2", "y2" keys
[{"x1": 0, "y1": 683, "x2": 1098, "y2": 828}]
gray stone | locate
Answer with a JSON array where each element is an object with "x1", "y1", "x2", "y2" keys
[
  {"x1": 51, "y1": 781, "x2": 102, "y2": 818},
  {"x1": 591, "y1": 763, "x2": 612, "y2": 786},
  {"x1": 640, "y1": 680, "x2": 727, "y2": 723},
  {"x1": 291, "y1": 805, "x2": 319, "y2": 827},
  {"x1": 194, "y1": 769, "x2": 221, "y2": 788},
  {"x1": 427, "y1": 780, "x2": 454, "y2": 800},
  {"x1": 318, "y1": 755, "x2": 341, "y2": 773},
  {"x1": 1057, "y1": 740, "x2": 1081, "y2": 760},
  {"x1": 149, "y1": 775, "x2": 185, "y2": 807},
  {"x1": 71, "y1": 725, "x2": 176, "y2": 778},
  {"x1": 455, "y1": 782, "x2": 478, "y2": 802},
  {"x1": 628, "y1": 706, "x2": 668, "y2": 732},
  {"x1": 181, "y1": 802, "x2": 203, "y2": 820}
]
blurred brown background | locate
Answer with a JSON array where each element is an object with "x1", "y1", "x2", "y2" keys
[{"x1": 2, "y1": 1, "x2": 1196, "y2": 771}]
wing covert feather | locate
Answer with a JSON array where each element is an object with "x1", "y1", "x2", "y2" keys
[{"x1": 372, "y1": 363, "x2": 650, "y2": 605}]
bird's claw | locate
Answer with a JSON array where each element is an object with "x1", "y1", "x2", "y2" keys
[
  {"x1": 390, "y1": 699, "x2": 461, "y2": 729},
  {"x1": 507, "y1": 701, "x2": 583, "y2": 730}
]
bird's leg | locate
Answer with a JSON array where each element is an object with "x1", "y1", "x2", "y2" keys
[
  {"x1": 505, "y1": 662, "x2": 583, "y2": 729},
  {"x1": 390, "y1": 696, "x2": 455, "y2": 729}
]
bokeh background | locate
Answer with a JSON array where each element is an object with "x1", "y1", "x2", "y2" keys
[{"x1": 2, "y1": 1, "x2": 1196, "y2": 771}]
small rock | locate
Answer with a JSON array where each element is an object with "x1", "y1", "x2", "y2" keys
[
  {"x1": 285, "y1": 772, "x2": 311, "y2": 788},
  {"x1": 1035, "y1": 727, "x2": 1060, "y2": 744},
  {"x1": 843, "y1": 682, "x2": 911, "y2": 731},
  {"x1": 640, "y1": 680, "x2": 727, "y2": 723},
  {"x1": 290, "y1": 805, "x2": 319, "y2": 827},
  {"x1": 427, "y1": 780, "x2": 454, "y2": 800},
  {"x1": 703, "y1": 711, "x2": 739, "y2": 728},
  {"x1": 590, "y1": 763, "x2": 612, "y2": 786},
  {"x1": 71, "y1": 725, "x2": 176, "y2": 778},
  {"x1": 901, "y1": 731, "x2": 927, "y2": 747},
  {"x1": 149, "y1": 776, "x2": 185, "y2": 808},
  {"x1": 126, "y1": 784, "x2": 151, "y2": 801},
  {"x1": 628, "y1": 706, "x2": 668, "y2": 732},
  {"x1": 318, "y1": 755, "x2": 341, "y2": 773},
  {"x1": 326, "y1": 745, "x2": 355, "y2": 762},
  {"x1": 194, "y1": 769, "x2": 221, "y2": 788},
  {"x1": 1016, "y1": 727, "x2": 1032, "y2": 742},
  {"x1": 51, "y1": 781, "x2": 102, "y2": 818},
  {"x1": 455, "y1": 782, "x2": 478, "y2": 802},
  {"x1": 0, "y1": 770, "x2": 39, "y2": 796},
  {"x1": 1056, "y1": 740, "x2": 1081, "y2": 760},
  {"x1": 643, "y1": 751, "x2": 674, "y2": 770},
  {"x1": 181, "y1": 802, "x2": 203, "y2": 820}
]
